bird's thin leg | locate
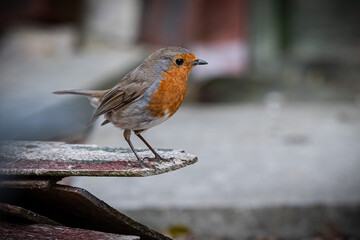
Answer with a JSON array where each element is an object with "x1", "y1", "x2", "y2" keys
[
  {"x1": 123, "y1": 129, "x2": 154, "y2": 169},
  {"x1": 134, "y1": 130, "x2": 174, "y2": 164}
]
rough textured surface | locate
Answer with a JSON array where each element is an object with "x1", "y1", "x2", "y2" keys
[
  {"x1": 0, "y1": 141, "x2": 197, "y2": 177},
  {"x1": 0, "y1": 222, "x2": 140, "y2": 240}
]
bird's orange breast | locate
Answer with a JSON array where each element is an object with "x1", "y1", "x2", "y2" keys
[{"x1": 146, "y1": 53, "x2": 196, "y2": 118}]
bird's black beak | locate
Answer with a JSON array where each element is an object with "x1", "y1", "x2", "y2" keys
[{"x1": 192, "y1": 59, "x2": 208, "y2": 65}]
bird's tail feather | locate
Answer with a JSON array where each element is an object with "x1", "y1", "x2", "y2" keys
[
  {"x1": 53, "y1": 89, "x2": 108, "y2": 108},
  {"x1": 53, "y1": 89, "x2": 107, "y2": 97}
]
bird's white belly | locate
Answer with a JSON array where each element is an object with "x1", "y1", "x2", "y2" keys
[{"x1": 105, "y1": 97, "x2": 170, "y2": 131}]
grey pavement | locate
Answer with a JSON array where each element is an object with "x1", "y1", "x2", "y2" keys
[{"x1": 72, "y1": 102, "x2": 360, "y2": 209}]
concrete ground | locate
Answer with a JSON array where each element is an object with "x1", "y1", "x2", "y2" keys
[
  {"x1": 71, "y1": 102, "x2": 360, "y2": 239},
  {"x1": 73, "y1": 102, "x2": 360, "y2": 209}
]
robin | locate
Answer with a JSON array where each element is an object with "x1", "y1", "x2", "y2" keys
[{"x1": 53, "y1": 46, "x2": 207, "y2": 168}]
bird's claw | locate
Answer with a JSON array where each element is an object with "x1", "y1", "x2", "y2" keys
[
  {"x1": 130, "y1": 160, "x2": 158, "y2": 170},
  {"x1": 144, "y1": 155, "x2": 175, "y2": 164}
]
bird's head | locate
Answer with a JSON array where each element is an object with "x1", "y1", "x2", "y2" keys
[{"x1": 145, "y1": 46, "x2": 207, "y2": 75}]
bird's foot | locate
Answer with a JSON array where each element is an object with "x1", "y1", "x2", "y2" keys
[
  {"x1": 144, "y1": 154, "x2": 175, "y2": 164},
  {"x1": 130, "y1": 160, "x2": 158, "y2": 170}
]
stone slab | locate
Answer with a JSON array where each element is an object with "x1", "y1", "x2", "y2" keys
[{"x1": 0, "y1": 141, "x2": 197, "y2": 177}]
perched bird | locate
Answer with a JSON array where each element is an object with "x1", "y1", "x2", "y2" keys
[{"x1": 53, "y1": 46, "x2": 207, "y2": 168}]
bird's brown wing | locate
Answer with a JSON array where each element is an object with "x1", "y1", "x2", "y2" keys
[{"x1": 88, "y1": 66, "x2": 156, "y2": 124}]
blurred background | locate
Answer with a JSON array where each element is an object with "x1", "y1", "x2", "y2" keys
[{"x1": 1, "y1": 0, "x2": 360, "y2": 239}]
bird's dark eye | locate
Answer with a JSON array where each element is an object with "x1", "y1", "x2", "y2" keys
[{"x1": 175, "y1": 58, "x2": 184, "y2": 66}]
